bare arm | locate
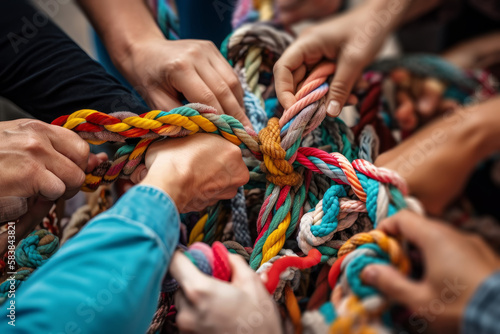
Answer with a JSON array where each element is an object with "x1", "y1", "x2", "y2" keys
[{"x1": 77, "y1": 0, "x2": 252, "y2": 127}]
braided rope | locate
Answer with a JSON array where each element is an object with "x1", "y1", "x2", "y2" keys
[{"x1": 54, "y1": 7, "x2": 497, "y2": 332}]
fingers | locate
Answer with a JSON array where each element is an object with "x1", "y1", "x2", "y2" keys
[
  {"x1": 376, "y1": 210, "x2": 443, "y2": 257},
  {"x1": 173, "y1": 67, "x2": 223, "y2": 113},
  {"x1": 146, "y1": 88, "x2": 183, "y2": 111},
  {"x1": 175, "y1": 291, "x2": 197, "y2": 334},
  {"x1": 169, "y1": 252, "x2": 209, "y2": 291},
  {"x1": 325, "y1": 53, "x2": 363, "y2": 117},
  {"x1": 277, "y1": 0, "x2": 303, "y2": 26},
  {"x1": 45, "y1": 124, "x2": 90, "y2": 171},
  {"x1": 228, "y1": 254, "x2": 258, "y2": 285},
  {"x1": 43, "y1": 152, "x2": 86, "y2": 199},
  {"x1": 210, "y1": 53, "x2": 245, "y2": 106},
  {"x1": 86, "y1": 152, "x2": 109, "y2": 174},
  {"x1": 198, "y1": 62, "x2": 252, "y2": 128},
  {"x1": 362, "y1": 264, "x2": 424, "y2": 308},
  {"x1": 37, "y1": 170, "x2": 67, "y2": 200},
  {"x1": 274, "y1": 41, "x2": 309, "y2": 109}
]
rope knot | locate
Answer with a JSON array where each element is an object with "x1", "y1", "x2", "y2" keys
[
  {"x1": 258, "y1": 118, "x2": 302, "y2": 187},
  {"x1": 15, "y1": 230, "x2": 59, "y2": 269}
]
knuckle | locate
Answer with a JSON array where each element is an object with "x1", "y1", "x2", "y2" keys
[
  {"x1": 200, "y1": 90, "x2": 216, "y2": 104},
  {"x1": 227, "y1": 76, "x2": 240, "y2": 91},
  {"x1": 215, "y1": 83, "x2": 231, "y2": 98},
  {"x1": 237, "y1": 169, "x2": 250, "y2": 186},
  {"x1": 24, "y1": 135, "x2": 44, "y2": 153},
  {"x1": 20, "y1": 119, "x2": 47, "y2": 132},
  {"x1": 71, "y1": 169, "x2": 86, "y2": 188},
  {"x1": 329, "y1": 80, "x2": 351, "y2": 98},
  {"x1": 201, "y1": 40, "x2": 216, "y2": 49},
  {"x1": 75, "y1": 140, "x2": 90, "y2": 161},
  {"x1": 166, "y1": 57, "x2": 189, "y2": 72}
]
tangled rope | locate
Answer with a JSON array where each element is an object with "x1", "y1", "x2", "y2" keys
[{"x1": 48, "y1": 1, "x2": 498, "y2": 332}]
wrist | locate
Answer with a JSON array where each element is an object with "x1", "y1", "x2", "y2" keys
[
  {"x1": 111, "y1": 31, "x2": 166, "y2": 75},
  {"x1": 140, "y1": 172, "x2": 187, "y2": 211}
]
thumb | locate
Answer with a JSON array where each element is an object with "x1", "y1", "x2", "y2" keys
[
  {"x1": 362, "y1": 264, "x2": 423, "y2": 307},
  {"x1": 325, "y1": 56, "x2": 363, "y2": 117}
]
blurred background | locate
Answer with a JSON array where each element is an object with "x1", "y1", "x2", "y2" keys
[{"x1": 0, "y1": 0, "x2": 93, "y2": 121}]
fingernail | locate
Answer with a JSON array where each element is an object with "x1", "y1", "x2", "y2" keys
[
  {"x1": 362, "y1": 266, "x2": 378, "y2": 285},
  {"x1": 327, "y1": 101, "x2": 341, "y2": 117}
]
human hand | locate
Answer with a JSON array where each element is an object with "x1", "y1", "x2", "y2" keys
[
  {"x1": 118, "y1": 38, "x2": 252, "y2": 128},
  {"x1": 276, "y1": 0, "x2": 342, "y2": 26},
  {"x1": 0, "y1": 119, "x2": 92, "y2": 200},
  {"x1": 274, "y1": 1, "x2": 405, "y2": 117},
  {"x1": 361, "y1": 210, "x2": 500, "y2": 333},
  {"x1": 137, "y1": 134, "x2": 249, "y2": 213},
  {"x1": 169, "y1": 252, "x2": 282, "y2": 334},
  {"x1": 375, "y1": 97, "x2": 500, "y2": 215},
  {"x1": 388, "y1": 68, "x2": 459, "y2": 132}
]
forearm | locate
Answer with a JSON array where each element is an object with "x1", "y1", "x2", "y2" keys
[
  {"x1": 362, "y1": 0, "x2": 444, "y2": 31},
  {"x1": 376, "y1": 97, "x2": 500, "y2": 214},
  {"x1": 77, "y1": 0, "x2": 164, "y2": 71}
]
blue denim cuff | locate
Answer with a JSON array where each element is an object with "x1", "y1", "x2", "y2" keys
[{"x1": 100, "y1": 185, "x2": 180, "y2": 253}]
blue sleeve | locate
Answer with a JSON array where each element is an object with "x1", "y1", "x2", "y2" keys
[
  {"x1": 0, "y1": 185, "x2": 179, "y2": 333},
  {"x1": 463, "y1": 271, "x2": 500, "y2": 334},
  {"x1": 0, "y1": 0, "x2": 149, "y2": 123}
]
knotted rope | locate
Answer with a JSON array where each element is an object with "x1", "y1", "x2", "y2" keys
[{"x1": 51, "y1": 3, "x2": 497, "y2": 332}]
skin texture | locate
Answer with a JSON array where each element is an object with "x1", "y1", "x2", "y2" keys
[
  {"x1": 77, "y1": 0, "x2": 252, "y2": 128},
  {"x1": 273, "y1": 0, "x2": 443, "y2": 117},
  {"x1": 376, "y1": 97, "x2": 500, "y2": 215},
  {"x1": 169, "y1": 252, "x2": 282, "y2": 334},
  {"x1": 442, "y1": 32, "x2": 500, "y2": 71},
  {"x1": 0, "y1": 120, "x2": 106, "y2": 254},
  {"x1": 139, "y1": 133, "x2": 249, "y2": 213},
  {"x1": 362, "y1": 210, "x2": 500, "y2": 333},
  {"x1": 0, "y1": 119, "x2": 91, "y2": 200}
]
